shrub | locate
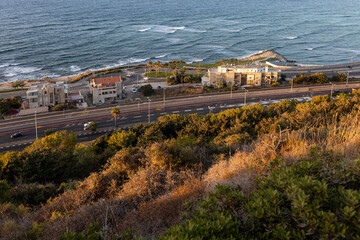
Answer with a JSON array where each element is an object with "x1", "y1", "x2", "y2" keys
[
  {"x1": 160, "y1": 150, "x2": 360, "y2": 239},
  {"x1": 141, "y1": 84, "x2": 155, "y2": 96}
]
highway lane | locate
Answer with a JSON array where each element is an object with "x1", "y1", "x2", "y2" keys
[
  {"x1": 1, "y1": 81, "x2": 359, "y2": 153},
  {"x1": 1, "y1": 81, "x2": 359, "y2": 134}
]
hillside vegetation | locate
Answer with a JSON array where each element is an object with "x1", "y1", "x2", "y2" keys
[{"x1": 1, "y1": 90, "x2": 360, "y2": 239}]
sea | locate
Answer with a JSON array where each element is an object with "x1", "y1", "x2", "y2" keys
[{"x1": 0, "y1": 0, "x2": 360, "y2": 82}]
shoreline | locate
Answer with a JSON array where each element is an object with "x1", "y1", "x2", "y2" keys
[{"x1": 0, "y1": 53, "x2": 356, "y2": 90}]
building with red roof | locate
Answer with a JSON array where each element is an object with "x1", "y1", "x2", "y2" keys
[{"x1": 90, "y1": 76, "x2": 123, "y2": 104}]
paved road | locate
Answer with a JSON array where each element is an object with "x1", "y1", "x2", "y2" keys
[{"x1": 1, "y1": 82, "x2": 359, "y2": 153}]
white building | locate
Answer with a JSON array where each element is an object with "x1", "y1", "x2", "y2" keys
[
  {"x1": 90, "y1": 76, "x2": 123, "y2": 104},
  {"x1": 26, "y1": 82, "x2": 69, "y2": 109},
  {"x1": 202, "y1": 64, "x2": 279, "y2": 87}
]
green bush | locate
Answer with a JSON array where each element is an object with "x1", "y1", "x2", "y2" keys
[
  {"x1": 0, "y1": 180, "x2": 11, "y2": 203},
  {"x1": 141, "y1": 84, "x2": 155, "y2": 96},
  {"x1": 160, "y1": 149, "x2": 360, "y2": 239}
]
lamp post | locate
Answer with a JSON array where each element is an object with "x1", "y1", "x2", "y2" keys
[
  {"x1": 230, "y1": 82, "x2": 233, "y2": 99},
  {"x1": 34, "y1": 111, "x2": 38, "y2": 140},
  {"x1": 147, "y1": 97, "x2": 151, "y2": 123},
  {"x1": 208, "y1": 106, "x2": 214, "y2": 114},
  {"x1": 163, "y1": 88, "x2": 166, "y2": 109},
  {"x1": 244, "y1": 89, "x2": 248, "y2": 106},
  {"x1": 347, "y1": 56, "x2": 354, "y2": 86},
  {"x1": 330, "y1": 82, "x2": 334, "y2": 99}
]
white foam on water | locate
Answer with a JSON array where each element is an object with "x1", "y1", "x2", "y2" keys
[
  {"x1": 286, "y1": 36, "x2": 298, "y2": 40},
  {"x1": 237, "y1": 50, "x2": 266, "y2": 60},
  {"x1": 185, "y1": 28, "x2": 207, "y2": 33},
  {"x1": 138, "y1": 26, "x2": 153, "y2": 32},
  {"x1": 0, "y1": 64, "x2": 10, "y2": 68},
  {"x1": 186, "y1": 58, "x2": 204, "y2": 64},
  {"x1": 155, "y1": 54, "x2": 168, "y2": 59},
  {"x1": 139, "y1": 25, "x2": 185, "y2": 34},
  {"x1": 3, "y1": 66, "x2": 41, "y2": 77},
  {"x1": 46, "y1": 73, "x2": 61, "y2": 78},
  {"x1": 307, "y1": 48, "x2": 314, "y2": 51},
  {"x1": 129, "y1": 57, "x2": 149, "y2": 63},
  {"x1": 220, "y1": 28, "x2": 243, "y2": 33},
  {"x1": 70, "y1": 65, "x2": 81, "y2": 72}
]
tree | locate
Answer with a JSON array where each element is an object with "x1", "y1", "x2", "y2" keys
[
  {"x1": 88, "y1": 122, "x2": 97, "y2": 131},
  {"x1": 111, "y1": 107, "x2": 120, "y2": 128},
  {"x1": 11, "y1": 82, "x2": 20, "y2": 89},
  {"x1": 142, "y1": 84, "x2": 154, "y2": 96}
]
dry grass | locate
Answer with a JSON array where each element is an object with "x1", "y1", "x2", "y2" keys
[
  {"x1": 204, "y1": 111, "x2": 360, "y2": 195},
  {"x1": 118, "y1": 177, "x2": 205, "y2": 238}
]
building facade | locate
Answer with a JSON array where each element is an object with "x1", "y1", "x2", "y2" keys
[
  {"x1": 26, "y1": 82, "x2": 69, "y2": 109},
  {"x1": 202, "y1": 64, "x2": 279, "y2": 87},
  {"x1": 90, "y1": 76, "x2": 123, "y2": 104}
]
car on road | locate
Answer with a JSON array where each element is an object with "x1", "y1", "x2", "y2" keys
[
  {"x1": 84, "y1": 122, "x2": 96, "y2": 131},
  {"x1": 157, "y1": 86, "x2": 162, "y2": 89},
  {"x1": 11, "y1": 132, "x2": 23, "y2": 139}
]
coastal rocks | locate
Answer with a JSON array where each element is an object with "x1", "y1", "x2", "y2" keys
[{"x1": 239, "y1": 50, "x2": 291, "y2": 62}]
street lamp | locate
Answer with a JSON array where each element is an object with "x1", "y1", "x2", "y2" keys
[
  {"x1": 147, "y1": 97, "x2": 151, "y2": 123},
  {"x1": 244, "y1": 89, "x2": 248, "y2": 105},
  {"x1": 330, "y1": 82, "x2": 334, "y2": 99},
  {"x1": 347, "y1": 56, "x2": 354, "y2": 86},
  {"x1": 208, "y1": 106, "x2": 214, "y2": 114},
  {"x1": 34, "y1": 111, "x2": 38, "y2": 140},
  {"x1": 230, "y1": 82, "x2": 233, "y2": 99},
  {"x1": 163, "y1": 88, "x2": 166, "y2": 109}
]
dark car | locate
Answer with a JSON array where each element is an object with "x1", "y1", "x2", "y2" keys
[
  {"x1": 11, "y1": 132, "x2": 23, "y2": 138},
  {"x1": 346, "y1": 65, "x2": 352, "y2": 69}
]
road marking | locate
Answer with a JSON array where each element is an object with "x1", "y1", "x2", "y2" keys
[
  {"x1": 184, "y1": 109, "x2": 192, "y2": 112},
  {"x1": 196, "y1": 108, "x2": 204, "y2": 111},
  {"x1": 133, "y1": 116, "x2": 141, "y2": 118},
  {"x1": 0, "y1": 147, "x2": 3, "y2": 149},
  {"x1": 160, "y1": 112, "x2": 167, "y2": 115},
  {"x1": 6, "y1": 146, "x2": 9, "y2": 148},
  {"x1": 106, "y1": 119, "x2": 112, "y2": 122},
  {"x1": 172, "y1": 111, "x2": 179, "y2": 113},
  {"x1": 78, "y1": 134, "x2": 82, "y2": 136},
  {"x1": 12, "y1": 145, "x2": 15, "y2": 147},
  {"x1": 77, "y1": 123, "x2": 82, "y2": 126}
]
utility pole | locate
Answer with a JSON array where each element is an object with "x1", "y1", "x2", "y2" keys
[
  {"x1": 244, "y1": 89, "x2": 248, "y2": 105},
  {"x1": 330, "y1": 82, "x2": 334, "y2": 99},
  {"x1": 35, "y1": 111, "x2": 38, "y2": 140},
  {"x1": 347, "y1": 56, "x2": 354, "y2": 86},
  {"x1": 147, "y1": 97, "x2": 151, "y2": 123},
  {"x1": 230, "y1": 83, "x2": 233, "y2": 99},
  {"x1": 163, "y1": 88, "x2": 166, "y2": 109}
]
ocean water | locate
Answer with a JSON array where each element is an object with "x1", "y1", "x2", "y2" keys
[{"x1": 0, "y1": 0, "x2": 360, "y2": 82}]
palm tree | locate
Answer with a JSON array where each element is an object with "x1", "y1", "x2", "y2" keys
[{"x1": 111, "y1": 107, "x2": 120, "y2": 128}]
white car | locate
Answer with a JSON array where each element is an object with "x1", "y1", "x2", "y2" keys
[
  {"x1": 132, "y1": 88, "x2": 137, "y2": 93},
  {"x1": 83, "y1": 122, "x2": 93, "y2": 130}
]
